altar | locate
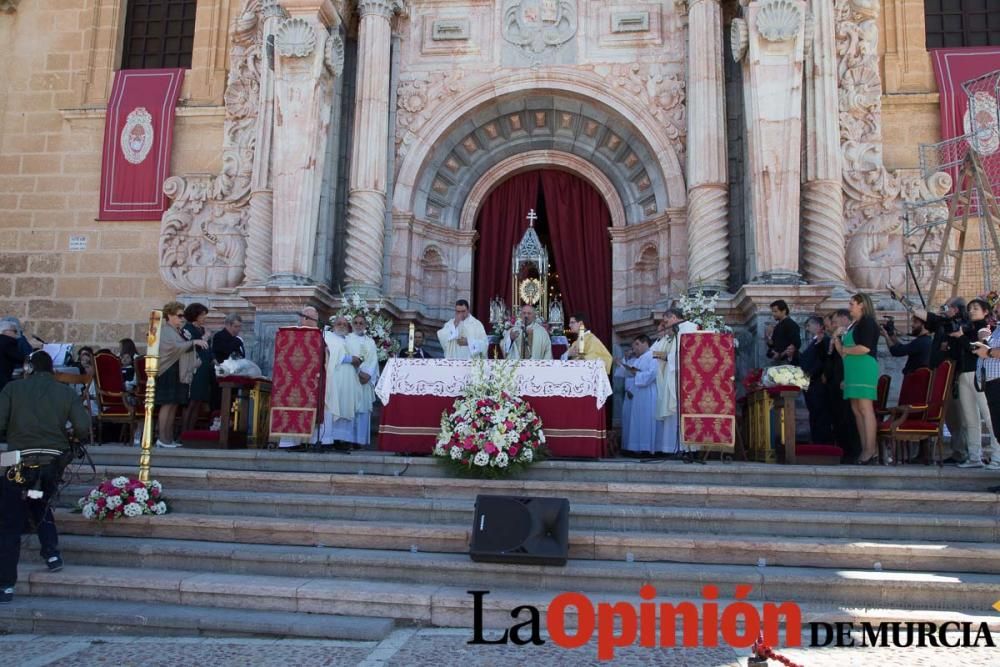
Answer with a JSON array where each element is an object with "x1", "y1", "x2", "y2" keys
[{"x1": 375, "y1": 359, "x2": 613, "y2": 458}]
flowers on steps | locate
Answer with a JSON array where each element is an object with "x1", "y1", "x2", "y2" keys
[{"x1": 76, "y1": 476, "x2": 168, "y2": 521}]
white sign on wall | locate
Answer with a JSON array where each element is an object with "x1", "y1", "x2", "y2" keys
[{"x1": 68, "y1": 235, "x2": 87, "y2": 251}]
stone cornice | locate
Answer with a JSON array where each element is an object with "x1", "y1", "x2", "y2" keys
[{"x1": 281, "y1": 0, "x2": 338, "y2": 27}]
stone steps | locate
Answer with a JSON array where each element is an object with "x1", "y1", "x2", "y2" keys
[
  {"x1": 53, "y1": 510, "x2": 1000, "y2": 573},
  {"x1": 65, "y1": 465, "x2": 1000, "y2": 517},
  {"x1": 0, "y1": 594, "x2": 394, "y2": 640},
  {"x1": 57, "y1": 485, "x2": 1000, "y2": 543},
  {"x1": 28, "y1": 536, "x2": 1000, "y2": 611},
  {"x1": 77, "y1": 445, "x2": 1000, "y2": 491},
  {"x1": 14, "y1": 564, "x2": 1000, "y2": 632}
]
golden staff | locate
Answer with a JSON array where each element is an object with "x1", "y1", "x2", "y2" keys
[{"x1": 138, "y1": 309, "x2": 163, "y2": 483}]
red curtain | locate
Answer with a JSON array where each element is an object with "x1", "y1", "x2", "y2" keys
[
  {"x1": 540, "y1": 170, "x2": 612, "y2": 346},
  {"x1": 473, "y1": 172, "x2": 540, "y2": 324}
]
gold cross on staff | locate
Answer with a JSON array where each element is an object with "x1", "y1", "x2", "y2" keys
[{"x1": 526, "y1": 209, "x2": 538, "y2": 226}]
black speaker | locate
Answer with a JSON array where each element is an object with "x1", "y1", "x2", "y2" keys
[{"x1": 469, "y1": 495, "x2": 570, "y2": 566}]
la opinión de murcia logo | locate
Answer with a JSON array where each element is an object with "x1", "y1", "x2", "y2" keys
[
  {"x1": 120, "y1": 106, "x2": 154, "y2": 165},
  {"x1": 467, "y1": 588, "x2": 999, "y2": 661}
]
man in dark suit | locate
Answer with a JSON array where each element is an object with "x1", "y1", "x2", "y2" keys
[
  {"x1": 799, "y1": 315, "x2": 833, "y2": 444},
  {"x1": 405, "y1": 329, "x2": 435, "y2": 359},
  {"x1": 212, "y1": 313, "x2": 246, "y2": 363}
]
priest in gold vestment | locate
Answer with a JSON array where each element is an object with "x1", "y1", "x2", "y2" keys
[
  {"x1": 502, "y1": 304, "x2": 553, "y2": 360},
  {"x1": 562, "y1": 312, "x2": 613, "y2": 374}
]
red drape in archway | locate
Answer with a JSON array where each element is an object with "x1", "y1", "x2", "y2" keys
[
  {"x1": 473, "y1": 172, "x2": 540, "y2": 325},
  {"x1": 540, "y1": 170, "x2": 612, "y2": 346}
]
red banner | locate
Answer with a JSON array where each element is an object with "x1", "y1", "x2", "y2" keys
[
  {"x1": 931, "y1": 48, "x2": 1000, "y2": 145},
  {"x1": 679, "y1": 332, "x2": 736, "y2": 450},
  {"x1": 269, "y1": 327, "x2": 326, "y2": 440},
  {"x1": 99, "y1": 69, "x2": 185, "y2": 221}
]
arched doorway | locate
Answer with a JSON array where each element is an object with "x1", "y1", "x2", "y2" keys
[{"x1": 473, "y1": 169, "x2": 613, "y2": 345}]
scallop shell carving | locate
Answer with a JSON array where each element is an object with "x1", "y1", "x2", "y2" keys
[
  {"x1": 730, "y1": 18, "x2": 748, "y2": 62},
  {"x1": 276, "y1": 17, "x2": 317, "y2": 58},
  {"x1": 325, "y1": 31, "x2": 345, "y2": 77},
  {"x1": 755, "y1": 0, "x2": 803, "y2": 43}
]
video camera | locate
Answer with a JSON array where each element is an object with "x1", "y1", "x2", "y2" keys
[{"x1": 883, "y1": 316, "x2": 895, "y2": 336}]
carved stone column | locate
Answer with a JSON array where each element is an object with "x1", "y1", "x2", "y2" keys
[
  {"x1": 685, "y1": 0, "x2": 730, "y2": 293},
  {"x1": 801, "y1": 0, "x2": 845, "y2": 286},
  {"x1": 742, "y1": 0, "x2": 806, "y2": 283},
  {"x1": 270, "y1": 0, "x2": 338, "y2": 284},
  {"x1": 343, "y1": 0, "x2": 408, "y2": 294}
]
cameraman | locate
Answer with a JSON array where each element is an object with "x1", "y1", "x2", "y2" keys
[
  {"x1": 0, "y1": 351, "x2": 90, "y2": 604},
  {"x1": 881, "y1": 315, "x2": 931, "y2": 376},
  {"x1": 890, "y1": 289, "x2": 969, "y2": 463}
]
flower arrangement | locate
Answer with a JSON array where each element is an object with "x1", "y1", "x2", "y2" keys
[
  {"x1": 76, "y1": 477, "x2": 168, "y2": 521},
  {"x1": 762, "y1": 364, "x2": 810, "y2": 390},
  {"x1": 336, "y1": 289, "x2": 401, "y2": 362},
  {"x1": 676, "y1": 288, "x2": 732, "y2": 333},
  {"x1": 433, "y1": 359, "x2": 546, "y2": 478}
]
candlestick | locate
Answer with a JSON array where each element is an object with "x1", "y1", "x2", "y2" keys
[
  {"x1": 408, "y1": 322, "x2": 415, "y2": 355},
  {"x1": 579, "y1": 324, "x2": 586, "y2": 355}
]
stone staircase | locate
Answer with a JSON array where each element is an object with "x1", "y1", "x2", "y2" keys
[{"x1": 3, "y1": 447, "x2": 999, "y2": 640}]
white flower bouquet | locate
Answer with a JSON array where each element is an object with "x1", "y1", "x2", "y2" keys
[
  {"x1": 76, "y1": 477, "x2": 168, "y2": 521},
  {"x1": 762, "y1": 364, "x2": 810, "y2": 390},
  {"x1": 433, "y1": 360, "x2": 546, "y2": 478},
  {"x1": 676, "y1": 288, "x2": 732, "y2": 333}
]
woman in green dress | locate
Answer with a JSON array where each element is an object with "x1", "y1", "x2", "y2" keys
[{"x1": 834, "y1": 292, "x2": 880, "y2": 464}]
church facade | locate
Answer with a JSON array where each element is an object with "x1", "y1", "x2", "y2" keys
[{"x1": 0, "y1": 1, "x2": 958, "y2": 365}]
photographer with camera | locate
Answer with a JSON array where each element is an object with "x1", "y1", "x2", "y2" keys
[
  {"x1": 889, "y1": 288, "x2": 971, "y2": 464},
  {"x1": 0, "y1": 351, "x2": 91, "y2": 604},
  {"x1": 880, "y1": 315, "x2": 931, "y2": 376}
]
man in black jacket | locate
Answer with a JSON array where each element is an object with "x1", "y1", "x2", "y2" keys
[
  {"x1": 0, "y1": 351, "x2": 90, "y2": 604},
  {"x1": 212, "y1": 313, "x2": 246, "y2": 364},
  {"x1": 766, "y1": 300, "x2": 801, "y2": 365},
  {"x1": 800, "y1": 316, "x2": 833, "y2": 444}
]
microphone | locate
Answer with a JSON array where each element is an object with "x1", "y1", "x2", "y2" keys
[{"x1": 33, "y1": 334, "x2": 47, "y2": 344}]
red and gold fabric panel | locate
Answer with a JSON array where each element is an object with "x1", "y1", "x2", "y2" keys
[
  {"x1": 679, "y1": 332, "x2": 736, "y2": 450},
  {"x1": 269, "y1": 327, "x2": 325, "y2": 440}
]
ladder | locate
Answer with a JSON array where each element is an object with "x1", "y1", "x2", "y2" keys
[{"x1": 924, "y1": 150, "x2": 1000, "y2": 305}]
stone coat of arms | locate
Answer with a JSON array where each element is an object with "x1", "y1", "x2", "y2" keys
[
  {"x1": 120, "y1": 106, "x2": 154, "y2": 165},
  {"x1": 502, "y1": 0, "x2": 577, "y2": 54}
]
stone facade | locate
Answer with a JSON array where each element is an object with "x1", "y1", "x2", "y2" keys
[{"x1": 0, "y1": 1, "x2": 958, "y2": 357}]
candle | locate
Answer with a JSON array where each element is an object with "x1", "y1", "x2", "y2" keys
[
  {"x1": 408, "y1": 322, "x2": 415, "y2": 355},
  {"x1": 579, "y1": 324, "x2": 586, "y2": 355}
]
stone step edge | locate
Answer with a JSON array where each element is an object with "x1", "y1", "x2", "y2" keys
[
  {"x1": 69, "y1": 465, "x2": 1000, "y2": 505},
  {"x1": 41, "y1": 535, "x2": 1000, "y2": 589},
  {"x1": 52, "y1": 510, "x2": 1000, "y2": 562},
  {"x1": 19, "y1": 565, "x2": 1000, "y2": 631},
  {"x1": 0, "y1": 594, "x2": 394, "y2": 640}
]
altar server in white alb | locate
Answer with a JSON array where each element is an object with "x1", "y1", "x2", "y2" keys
[
  {"x1": 502, "y1": 304, "x2": 553, "y2": 360},
  {"x1": 312, "y1": 315, "x2": 361, "y2": 448},
  {"x1": 438, "y1": 299, "x2": 488, "y2": 359},
  {"x1": 653, "y1": 308, "x2": 698, "y2": 454},
  {"x1": 621, "y1": 335, "x2": 659, "y2": 455},
  {"x1": 345, "y1": 314, "x2": 379, "y2": 448}
]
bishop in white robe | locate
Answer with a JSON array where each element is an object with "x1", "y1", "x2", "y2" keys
[
  {"x1": 623, "y1": 335, "x2": 659, "y2": 454},
  {"x1": 502, "y1": 304, "x2": 553, "y2": 360},
  {"x1": 315, "y1": 315, "x2": 362, "y2": 447},
  {"x1": 437, "y1": 299, "x2": 488, "y2": 359},
  {"x1": 653, "y1": 309, "x2": 698, "y2": 454},
  {"x1": 344, "y1": 314, "x2": 379, "y2": 448}
]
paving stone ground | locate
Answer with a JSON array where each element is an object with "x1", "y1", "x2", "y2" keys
[{"x1": 1, "y1": 629, "x2": 995, "y2": 666}]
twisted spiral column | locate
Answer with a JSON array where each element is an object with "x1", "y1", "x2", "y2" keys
[
  {"x1": 801, "y1": 180, "x2": 846, "y2": 285},
  {"x1": 344, "y1": 189, "x2": 388, "y2": 286},
  {"x1": 686, "y1": 185, "x2": 730, "y2": 289},
  {"x1": 244, "y1": 189, "x2": 273, "y2": 284}
]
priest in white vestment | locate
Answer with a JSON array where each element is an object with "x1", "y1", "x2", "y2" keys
[
  {"x1": 344, "y1": 314, "x2": 379, "y2": 448},
  {"x1": 614, "y1": 348, "x2": 635, "y2": 450},
  {"x1": 502, "y1": 304, "x2": 553, "y2": 360},
  {"x1": 315, "y1": 315, "x2": 362, "y2": 447},
  {"x1": 437, "y1": 299, "x2": 488, "y2": 359},
  {"x1": 622, "y1": 335, "x2": 659, "y2": 454},
  {"x1": 653, "y1": 308, "x2": 698, "y2": 454}
]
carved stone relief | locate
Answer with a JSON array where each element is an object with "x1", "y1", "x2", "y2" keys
[
  {"x1": 501, "y1": 0, "x2": 578, "y2": 55},
  {"x1": 395, "y1": 70, "x2": 476, "y2": 162},
  {"x1": 0, "y1": 0, "x2": 19, "y2": 14},
  {"x1": 600, "y1": 63, "x2": 687, "y2": 166},
  {"x1": 159, "y1": 0, "x2": 267, "y2": 294}
]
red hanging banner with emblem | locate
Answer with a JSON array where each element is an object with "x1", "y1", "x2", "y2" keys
[
  {"x1": 679, "y1": 331, "x2": 736, "y2": 451},
  {"x1": 98, "y1": 68, "x2": 185, "y2": 221}
]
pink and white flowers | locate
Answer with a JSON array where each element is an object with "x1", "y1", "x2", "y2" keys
[
  {"x1": 433, "y1": 360, "x2": 545, "y2": 478},
  {"x1": 77, "y1": 477, "x2": 168, "y2": 521}
]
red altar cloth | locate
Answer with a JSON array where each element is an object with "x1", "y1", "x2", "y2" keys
[{"x1": 376, "y1": 359, "x2": 610, "y2": 458}]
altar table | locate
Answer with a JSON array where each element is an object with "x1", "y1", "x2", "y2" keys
[{"x1": 375, "y1": 359, "x2": 612, "y2": 458}]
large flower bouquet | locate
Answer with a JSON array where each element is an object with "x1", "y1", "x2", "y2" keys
[
  {"x1": 762, "y1": 364, "x2": 810, "y2": 390},
  {"x1": 76, "y1": 476, "x2": 168, "y2": 520},
  {"x1": 433, "y1": 360, "x2": 546, "y2": 478},
  {"x1": 676, "y1": 288, "x2": 732, "y2": 334},
  {"x1": 336, "y1": 289, "x2": 401, "y2": 362}
]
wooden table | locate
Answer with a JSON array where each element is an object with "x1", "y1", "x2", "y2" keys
[
  {"x1": 745, "y1": 385, "x2": 799, "y2": 463},
  {"x1": 218, "y1": 377, "x2": 272, "y2": 449}
]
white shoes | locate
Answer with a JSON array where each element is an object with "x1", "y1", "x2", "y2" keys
[
  {"x1": 985, "y1": 459, "x2": 1000, "y2": 470},
  {"x1": 155, "y1": 440, "x2": 182, "y2": 448},
  {"x1": 957, "y1": 460, "x2": 984, "y2": 468}
]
